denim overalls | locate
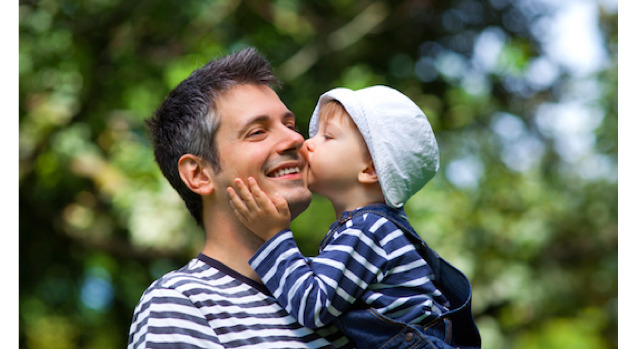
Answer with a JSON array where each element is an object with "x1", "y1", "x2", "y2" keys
[{"x1": 320, "y1": 204, "x2": 481, "y2": 349}]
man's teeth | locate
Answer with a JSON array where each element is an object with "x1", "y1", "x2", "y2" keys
[{"x1": 270, "y1": 167, "x2": 300, "y2": 178}]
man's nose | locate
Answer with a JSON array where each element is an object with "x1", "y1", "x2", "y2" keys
[{"x1": 277, "y1": 126, "x2": 305, "y2": 153}]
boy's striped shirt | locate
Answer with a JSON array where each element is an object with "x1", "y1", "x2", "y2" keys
[{"x1": 249, "y1": 212, "x2": 451, "y2": 329}]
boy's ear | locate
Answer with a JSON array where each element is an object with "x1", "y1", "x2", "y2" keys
[
  {"x1": 358, "y1": 160, "x2": 379, "y2": 184},
  {"x1": 178, "y1": 154, "x2": 214, "y2": 196}
]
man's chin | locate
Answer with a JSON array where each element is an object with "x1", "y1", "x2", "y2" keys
[
  {"x1": 264, "y1": 177, "x2": 311, "y2": 218},
  {"x1": 285, "y1": 189, "x2": 313, "y2": 219}
]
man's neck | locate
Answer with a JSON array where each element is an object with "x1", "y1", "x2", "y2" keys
[{"x1": 201, "y1": 209, "x2": 265, "y2": 282}]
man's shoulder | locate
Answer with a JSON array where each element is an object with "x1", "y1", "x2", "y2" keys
[
  {"x1": 128, "y1": 258, "x2": 231, "y2": 348},
  {"x1": 148, "y1": 258, "x2": 207, "y2": 286},
  {"x1": 141, "y1": 257, "x2": 238, "y2": 299},
  {"x1": 131, "y1": 257, "x2": 266, "y2": 326}
]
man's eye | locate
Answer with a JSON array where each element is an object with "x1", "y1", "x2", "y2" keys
[{"x1": 248, "y1": 129, "x2": 266, "y2": 137}]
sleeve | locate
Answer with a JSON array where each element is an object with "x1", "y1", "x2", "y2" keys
[
  {"x1": 248, "y1": 222, "x2": 389, "y2": 329},
  {"x1": 127, "y1": 286, "x2": 223, "y2": 349}
]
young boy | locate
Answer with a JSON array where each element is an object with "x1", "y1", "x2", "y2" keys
[{"x1": 227, "y1": 86, "x2": 481, "y2": 349}]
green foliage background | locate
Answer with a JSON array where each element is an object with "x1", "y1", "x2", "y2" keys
[{"x1": 19, "y1": 0, "x2": 617, "y2": 348}]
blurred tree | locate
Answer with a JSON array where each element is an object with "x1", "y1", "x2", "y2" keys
[{"x1": 19, "y1": 0, "x2": 617, "y2": 348}]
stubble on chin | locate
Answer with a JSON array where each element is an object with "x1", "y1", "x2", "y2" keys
[{"x1": 282, "y1": 180, "x2": 312, "y2": 219}]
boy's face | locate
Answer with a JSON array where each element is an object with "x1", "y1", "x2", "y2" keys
[{"x1": 304, "y1": 109, "x2": 370, "y2": 202}]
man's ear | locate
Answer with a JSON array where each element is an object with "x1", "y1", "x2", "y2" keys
[
  {"x1": 358, "y1": 160, "x2": 379, "y2": 184},
  {"x1": 178, "y1": 154, "x2": 214, "y2": 196}
]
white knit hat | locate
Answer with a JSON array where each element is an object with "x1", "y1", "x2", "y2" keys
[{"x1": 309, "y1": 85, "x2": 439, "y2": 208}]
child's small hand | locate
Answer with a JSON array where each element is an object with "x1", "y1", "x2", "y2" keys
[{"x1": 227, "y1": 177, "x2": 291, "y2": 241}]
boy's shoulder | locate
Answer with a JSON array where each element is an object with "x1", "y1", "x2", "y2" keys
[
  {"x1": 335, "y1": 204, "x2": 425, "y2": 244},
  {"x1": 338, "y1": 205, "x2": 404, "y2": 234},
  {"x1": 341, "y1": 204, "x2": 408, "y2": 225}
]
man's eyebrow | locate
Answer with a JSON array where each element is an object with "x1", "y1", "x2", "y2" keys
[{"x1": 238, "y1": 112, "x2": 296, "y2": 134}]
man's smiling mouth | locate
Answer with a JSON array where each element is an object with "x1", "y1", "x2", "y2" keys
[{"x1": 267, "y1": 167, "x2": 301, "y2": 178}]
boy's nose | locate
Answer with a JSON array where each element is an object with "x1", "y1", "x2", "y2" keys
[{"x1": 304, "y1": 138, "x2": 315, "y2": 152}]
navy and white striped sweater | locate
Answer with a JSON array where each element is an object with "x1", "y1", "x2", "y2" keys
[
  {"x1": 249, "y1": 210, "x2": 450, "y2": 329},
  {"x1": 128, "y1": 254, "x2": 353, "y2": 349}
]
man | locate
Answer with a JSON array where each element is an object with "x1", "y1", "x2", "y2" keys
[{"x1": 127, "y1": 48, "x2": 353, "y2": 349}]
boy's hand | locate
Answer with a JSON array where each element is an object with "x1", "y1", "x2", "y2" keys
[{"x1": 227, "y1": 177, "x2": 291, "y2": 241}]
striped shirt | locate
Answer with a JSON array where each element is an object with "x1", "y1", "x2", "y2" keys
[
  {"x1": 128, "y1": 254, "x2": 354, "y2": 349},
  {"x1": 249, "y1": 212, "x2": 450, "y2": 329}
]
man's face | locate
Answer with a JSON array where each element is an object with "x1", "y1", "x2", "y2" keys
[{"x1": 210, "y1": 84, "x2": 312, "y2": 219}]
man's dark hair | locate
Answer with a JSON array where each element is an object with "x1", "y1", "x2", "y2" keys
[{"x1": 146, "y1": 47, "x2": 280, "y2": 226}]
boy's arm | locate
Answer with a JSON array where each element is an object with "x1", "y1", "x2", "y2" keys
[
  {"x1": 227, "y1": 177, "x2": 291, "y2": 241},
  {"x1": 249, "y1": 219, "x2": 388, "y2": 329}
]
